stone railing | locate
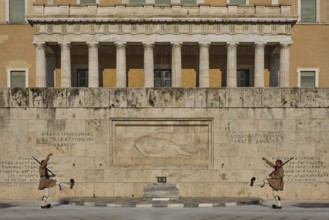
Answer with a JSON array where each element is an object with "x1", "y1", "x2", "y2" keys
[
  {"x1": 29, "y1": 4, "x2": 294, "y2": 19},
  {"x1": 0, "y1": 88, "x2": 328, "y2": 108}
]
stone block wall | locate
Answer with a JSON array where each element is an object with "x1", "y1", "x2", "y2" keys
[{"x1": 0, "y1": 88, "x2": 328, "y2": 200}]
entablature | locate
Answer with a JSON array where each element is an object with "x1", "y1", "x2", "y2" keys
[{"x1": 31, "y1": 22, "x2": 293, "y2": 36}]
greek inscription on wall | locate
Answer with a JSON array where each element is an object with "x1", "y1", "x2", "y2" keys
[
  {"x1": 0, "y1": 157, "x2": 62, "y2": 183},
  {"x1": 269, "y1": 156, "x2": 329, "y2": 183},
  {"x1": 229, "y1": 132, "x2": 284, "y2": 144},
  {"x1": 34, "y1": 132, "x2": 95, "y2": 147}
]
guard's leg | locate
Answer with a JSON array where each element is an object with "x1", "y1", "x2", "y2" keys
[
  {"x1": 272, "y1": 189, "x2": 282, "y2": 209},
  {"x1": 41, "y1": 188, "x2": 49, "y2": 208}
]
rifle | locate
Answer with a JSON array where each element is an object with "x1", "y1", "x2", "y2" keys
[
  {"x1": 32, "y1": 156, "x2": 56, "y2": 177},
  {"x1": 269, "y1": 157, "x2": 294, "y2": 176}
]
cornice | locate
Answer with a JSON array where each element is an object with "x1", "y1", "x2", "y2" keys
[{"x1": 27, "y1": 16, "x2": 299, "y2": 24}]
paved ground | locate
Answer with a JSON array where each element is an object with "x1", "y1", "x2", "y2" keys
[{"x1": 1, "y1": 198, "x2": 329, "y2": 220}]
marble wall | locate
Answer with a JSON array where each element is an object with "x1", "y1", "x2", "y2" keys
[{"x1": 0, "y1": 88, "x2": 328, "y2": 200}]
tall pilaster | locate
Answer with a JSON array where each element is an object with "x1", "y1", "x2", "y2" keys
[
  {"x1": 254, "y1": 42, "x2": 265, "y2": 87},
  {"x1": 87, "y1": 42, "x2": 99, "y2": 87},
  {"x1": 115, "y1": 42, "x2": 127, "y2": 88},
  {"x1": 279, "y1": 43, "x2": 291, "y2": 87},
  {"x1": 199, "y1": 42, "x2": 210, "y2": 88},
  {"x1": 60, "y1": 42, "x2": 71, "y2": 88},
  {"x1": 143, "y1": 42, "x2": 154, "y2": 88},
  {"x1": 226, "y1": 42, "x2": 238, "y2": 88},
  {"x1": 35, "y1": 42, "x2": 46, "y2": 87},
  {"x1": 171, "y1": 42, "x2": 182, "y2": 87}
]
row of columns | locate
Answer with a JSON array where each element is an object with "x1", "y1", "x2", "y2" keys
[{"x1": 35, "y1": 41, "x2": 291, "y2": 88}]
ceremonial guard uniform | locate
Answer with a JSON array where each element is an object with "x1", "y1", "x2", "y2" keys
[
  {"x1": 38, "y1": 153, "x2": 56, "y2": 208},
  {"x1": 37, "y1": 153, "x2": 74, "y2": 208},
  {"x1": 250, "y1": 157, "x2": 287, "y2": 209}
]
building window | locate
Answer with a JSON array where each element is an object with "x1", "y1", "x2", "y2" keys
[
  {"x1": 272, "y1": 0, "x2": 279, "y2": 5},
  {"x1": 298, "y1": 68, "x2": 319, "y2": 88},
  {"x1": 155, "y1": 0, "x2": 171, "y2": 4},
  {"x1": 299, "y1": 0, "x2": 318, "y2": 23},
  {"x1": 228, "y1": 0, "x2": 248, "y2": 4},
  {"x1": 7, "y1": 69, "x2": 28, "y2": 88},
  {"x1": 154, "y1": 70, "x2": 171, "y2": 87},
  {"x1": 129, "y1": 0, "x2": 145, "y2": 4},
  {"x1": 7, "y1": 0, "x2": 26, "y2": 23},
  {"x1": 78, "y1": 0, "x2": 98, "y2": 4},
  {"x1": 181, "y1": 0, "x2": 197, "y2": 4}
]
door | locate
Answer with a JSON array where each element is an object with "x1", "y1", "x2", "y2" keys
[
  {"x1": 77, "y1": 69, "x2": 88, "y2": 87},
  {"x1": 237, "y1": 69, "x2": 250, "y2": 87}
]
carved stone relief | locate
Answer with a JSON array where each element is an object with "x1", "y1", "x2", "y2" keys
[{"x1": 112, "y1": 119, "x2": 212, "y2": 166}]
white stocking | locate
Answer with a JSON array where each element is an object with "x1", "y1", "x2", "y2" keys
[
  {"x1": 273, "y1": 189, "x2": 282, "y2": 207},
  {"x1": 41, "y1": 188, "x2": 49, "y2": 206}
]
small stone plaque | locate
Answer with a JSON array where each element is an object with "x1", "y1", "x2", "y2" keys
[{"x1": 157, "y1": 176, "x2": 167, "y2": 183}]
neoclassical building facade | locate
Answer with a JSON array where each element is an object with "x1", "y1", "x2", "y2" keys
[
  {"x1": 2, "y1": 0, "x2": 328, "y2": 89},
  {"x1": 1, "y1": 0, "x2": 329, "y2": 201}
]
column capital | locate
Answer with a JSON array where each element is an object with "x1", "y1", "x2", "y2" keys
[
  {"x1": 199, "y1": 42, "x2": 211, "y2": 48},
  {"x1": 171, "y1": 42, "x2": 182, "y2": 47},
  {"x1": 226, "y1": 42, "x2": 239, "y2": 47},
  {"x1": 254, "y1": 42, "x2": 266, "y2": 47},
  {"x1": 280, "y1": 42, "x2": 292, "y2": 48},
  {"x1": 143, "y1": 42, "x2": 155, "y2": 47},
  {"x1": 59, "y1": 42, "x2": 71, "y2": 48},
  {"x1": 115, "y1": 42, "x2": 126, "y2": 48},
  {"x1": 33, "y1": 41, "x2": 45, "y2": 47},
  {"x1": 87, "y1": 41, "x2": 99, "y2": 48}
]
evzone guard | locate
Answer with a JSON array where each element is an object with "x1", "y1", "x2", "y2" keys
[
  {"x1": 34, "y1": 153, "x2": 75, "y2": 209},
  {"x1": 250, "y1": 157, "x2": 294, "y2": 209}
]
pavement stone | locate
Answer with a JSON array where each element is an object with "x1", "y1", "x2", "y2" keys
[{"x1": 59, "y1": 197, "x2": 262, "y2": 208}]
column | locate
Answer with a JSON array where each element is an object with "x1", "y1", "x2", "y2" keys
[
  {"x1": 115, "y1": 42, "x2": 126, "y2": 88},
  {"x1": 254, "y1": 42, "x2": 265, "y2": 87},
  {"x1": 87, "y1": 42, "x2": 99, "y2": 87},
  {"x1": 171, "y1": 42, "x2": 182, "y2": 87},
  {"x1": 279, "y1": 43, "x2": 291, "y2": 87},
  {"x1": 35, "y1": 42, "x2": 46, "y2": 87},
  {"x1": 226, "y1": 42, "x2": 238, "y2": 87},
  {"x1": 143, "y1": 42, "x2": 154, "y2": 88},
  {"x1": 60, "y1": 42, "x2": 71, "y2": 88},
  {"x1": 199, "y1": 42, "x2": 210, "y2": 88}
]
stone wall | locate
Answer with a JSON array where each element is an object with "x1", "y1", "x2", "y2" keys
[{"x1": 0, "y1": 88, "x2": 329, "y2": 200}]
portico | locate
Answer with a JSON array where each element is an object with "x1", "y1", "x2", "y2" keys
[{"x1": 29, "y1": 4, "x2": 297, "y2": 88}]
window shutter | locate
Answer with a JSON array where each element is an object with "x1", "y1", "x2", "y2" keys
[
  {"x1": 230, "y1": 0, "x2": 247, "y2": 4},
  {"x1": 301, "y1": 0, "x2": 317, "y2": 23},
  {"x1": 9, "y1": 0, "x2": 25, "y2": 23},
  {"x1": 11, "y1": 71, "x2": 26, "y2": 88}
]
